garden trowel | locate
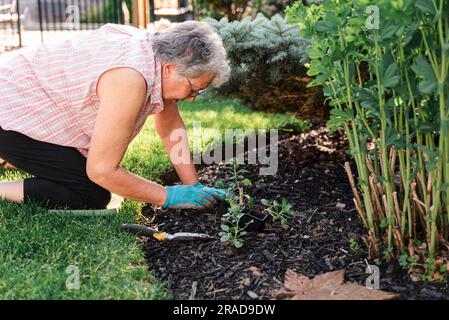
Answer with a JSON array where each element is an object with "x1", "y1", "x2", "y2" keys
[{"x1": 121, "y1": 223, "x2": 215, "y2": 241}]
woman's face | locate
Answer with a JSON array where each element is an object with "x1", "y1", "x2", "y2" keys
[{"x1": 161, "y1": 63, "x2": 215, "y2": 104}]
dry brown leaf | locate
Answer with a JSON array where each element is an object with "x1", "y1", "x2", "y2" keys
[
  {"x1": 272, "y1": 269, "x2": 399, "y2": 300},
  {"x1": 248, "y1": 266, "x2": 263, "y2": 277},
  {"x1": 240, "y1": 277, "x2": 251, "y2": 286}
]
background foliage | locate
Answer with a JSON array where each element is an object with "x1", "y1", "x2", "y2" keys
[
  {"x1": 288, "y1": 0, "x2": 449, "y2": 279},
  {"x1": 194, "y1": 0, "x2": 301, "y2": 21},
  {"x1": 206, "y1": 13, "x2": 326, "y2": 119}
]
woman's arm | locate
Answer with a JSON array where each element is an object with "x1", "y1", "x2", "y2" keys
[
  {"x1": 153, "y1": 101, "x2": 199, "y2": 185},
  {"x1": 86, "y1": 67, "x2": 167, "y2": 206}
]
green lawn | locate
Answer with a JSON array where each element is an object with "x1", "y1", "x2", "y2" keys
[{"x1": 0, "y1": 98, "x2": 307, "y2": 299}]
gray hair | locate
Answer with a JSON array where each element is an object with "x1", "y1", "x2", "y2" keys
[{"x1": 151, "y1": 21, "x2": 230, "y2": 87}]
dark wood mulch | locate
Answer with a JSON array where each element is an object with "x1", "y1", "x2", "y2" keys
[{"x1": 140, "y1": 121, "x2": 449, "y2": 300}]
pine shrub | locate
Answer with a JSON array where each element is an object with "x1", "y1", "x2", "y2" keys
[{"x1": 206, "y1": 13, "x2": 328, "y2": 119}]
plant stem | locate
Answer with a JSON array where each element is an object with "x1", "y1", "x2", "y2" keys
[{"x1": 374, "y1": 33, "x2": 395, "y2": 258}]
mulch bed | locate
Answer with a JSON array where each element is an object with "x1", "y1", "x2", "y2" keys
[{"x1": 140, "y1": 121, "x2": 449, "y2": 300}]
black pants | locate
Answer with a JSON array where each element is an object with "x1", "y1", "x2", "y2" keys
[{"x1": 0, "y1": 126, "x2": 111, "y2": 209}]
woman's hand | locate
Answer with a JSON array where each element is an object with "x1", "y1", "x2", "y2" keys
[
  {"x1": 163, "y1": 184, "x2": 225, "y2": 209},
  {"x1": 193, "y1": 182, "x2": 204, "y2": 188}
]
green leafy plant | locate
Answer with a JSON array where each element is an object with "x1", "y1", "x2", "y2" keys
[
  {"x1": 219, "y1": 199, "x2": 250, "y2": 248},
  {"x1": 261, "y1": 197, "x2": 295, "y2": 225},
  {"x1": 288, "y1": 0, "x2": 449, "y2": 276},
  {"x1": 399, "y1": 250, "x2": 418, "y2": 269},
  {"x1": 217, "y1": 158, "x2": 254, "y2": 248},
  {"x1": 216, "y1": 157, "x2": 253, "y2": 206},
  {"x1": 218, "y1": 158, "x2": 296, "y2": 247},
  {"x1": 349, "y1": 238, "x2": 360, "y2": 253}
]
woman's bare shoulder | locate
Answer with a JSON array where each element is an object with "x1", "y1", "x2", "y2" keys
[{"x1": 96, "y1": 67, "x2": 147, "y2": 99}]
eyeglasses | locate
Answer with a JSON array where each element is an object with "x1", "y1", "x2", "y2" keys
[{"x1": 186, "y1": 77, "x2": 206, "y2": 97}]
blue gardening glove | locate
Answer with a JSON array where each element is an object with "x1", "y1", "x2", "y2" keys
[
  {"x1": 194, "y1": 182, "x2": 231, "y2": 201},
  {"x1": 193, "y1": 182, "x2": 228, "y2": 201},
  {"x1": 163, "y1": 184, "x2": 225, "y2": 209}
]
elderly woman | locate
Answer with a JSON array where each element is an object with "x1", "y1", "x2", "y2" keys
[{"x1": 0, "y1": 21, "x2": 230, "y2": 210}]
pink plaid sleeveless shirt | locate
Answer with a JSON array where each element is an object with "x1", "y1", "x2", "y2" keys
[{"x1": 0, "y1": 23, "x2": 164, "y2": 157}]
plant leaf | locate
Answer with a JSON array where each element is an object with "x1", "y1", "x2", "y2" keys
[
  {"x1": 411, "y1": 57, "x2": 437, "y2": 95},
  {"x1": 415, "y1": 0, "x2": 437, "y2": 14}
]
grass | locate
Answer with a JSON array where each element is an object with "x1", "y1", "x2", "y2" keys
[{"x1": 0, "y1": 97, "x2": 307, "y2": 299}]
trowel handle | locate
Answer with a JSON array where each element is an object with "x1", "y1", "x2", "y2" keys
[{"x1": 121, "y1": 224, "x2": 159, "y2": 237}]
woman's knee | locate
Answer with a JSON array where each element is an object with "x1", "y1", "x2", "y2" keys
[{"x1": 83, "y1": 186, "x2": 112, "y2": 209}]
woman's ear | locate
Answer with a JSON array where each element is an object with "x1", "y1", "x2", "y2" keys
[{"x1": 162, "y1": 63, "x2": 177, "y2": 79}]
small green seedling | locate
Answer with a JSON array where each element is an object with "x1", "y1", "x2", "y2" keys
[
  {"x1": 349, "y1": 238, "x2": 359, "y2": 253},
  {"x1": 398, "y1": 251, "x2": 418, "y2": 269},
  {"x1": 215, "y1": 158, "x2": 253, "y2": 207},
  {"x1": 219, "y1": 199, "x2": 251, "y2": 248},
  {"x1": 217, "y1": 158, "x2": 256, "y2": 248},
  {"x1": 261, "y1": 198, "x2": 295, "y2": 225},
  {"x1": 226, "y1": 158, "x2": 252, "y2": 204}
]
